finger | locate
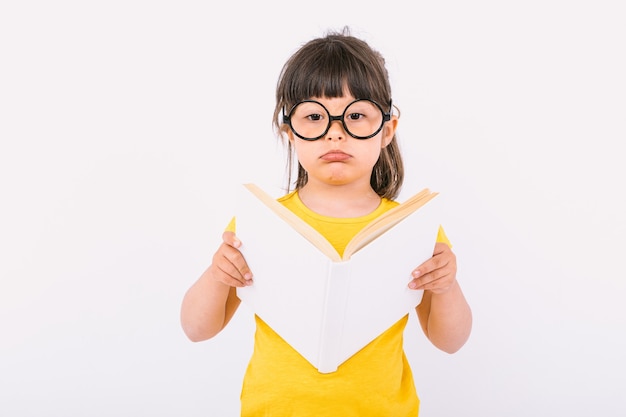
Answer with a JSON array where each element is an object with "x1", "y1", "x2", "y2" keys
[
  {"x1": 213, "y1": 264, "x2": 247, "y2": 287},
  {"x1": 222, "y1": 231, "x2": 242, "y2": 249},
  {"x1": 408, "y1": 271, "x2": 453, "y2": 292},
  {"x1": 213, "y1": 243, "x2": 253, "y2": 286},
  {"x1": 408, "y1": 270, "x2": 439, "y2": 289},
  {"x1": 411, "y1": 254, "x2": 448, "y2": 283},
  {"x1": 409, "y1": 259, "x2": 457, "y2": 290},
  {"x1": 411, "y1": 242, "x2": 455, "y2": 278},
  {"x1": 227, "y1": 248, "x2": 253, "y2": 282},
  {"x1": 214, "y1": 266, "x2": 250, "y2": 287},
  {"x1": 417, "y1": 274, "x2": 457, "y2": 294},
  {"x1": 409, "y1": 258, "x2": 455, "y2": 290},
  {"x1": 221, "y1": 231, "x2": 253, "y2": 280}
]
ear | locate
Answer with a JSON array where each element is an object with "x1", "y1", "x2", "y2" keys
[
  {"x1": 280, "y1": 124, "x2": 296, "y2": 145},
  {"x1": 381, "y1": 115, "x2": 398, "y2": 148}
]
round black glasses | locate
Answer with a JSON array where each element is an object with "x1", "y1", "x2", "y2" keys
[{"x1": 282, "y1": 99, "x2": 391, "y2": 141}]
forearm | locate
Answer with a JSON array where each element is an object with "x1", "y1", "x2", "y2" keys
[
  {"x1": 417, "y1": 280, "x2": 472, "y2": 353},
  {"x1": 180, "y1": 266, "x2": 240, "y2": 342}
]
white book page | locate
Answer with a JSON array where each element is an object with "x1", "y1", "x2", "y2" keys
[{"x1": 236, "y1": 185, "x2": 441, "y2": 372}]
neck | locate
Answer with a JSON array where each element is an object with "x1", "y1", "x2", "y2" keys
[{"x1": 297, "y1": 181, "x2": 381, "y2": 218}]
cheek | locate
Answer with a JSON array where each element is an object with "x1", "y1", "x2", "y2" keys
[
  {"x1": 357, "y1": 144, "x2": 385, "y2": 168},
  {"x1": 292, "y1": 141, "x2": 317, "y2": 164}
]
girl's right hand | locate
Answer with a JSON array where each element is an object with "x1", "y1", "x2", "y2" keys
[{"x1": 209, "y1": 231, "x2": 253, "y2": 287}]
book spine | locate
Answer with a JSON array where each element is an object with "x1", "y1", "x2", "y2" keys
[{"x1": 316, "y1": 261, "x2": 351, "y2": 373}]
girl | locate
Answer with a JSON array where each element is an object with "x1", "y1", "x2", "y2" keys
[{"x1": 181, "y1": 28, "x2": 472, "y2": 416}]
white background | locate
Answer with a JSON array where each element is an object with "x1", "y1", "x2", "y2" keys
[{"x1": 1, "y1": 1, "x2": 624, "y2": 416}]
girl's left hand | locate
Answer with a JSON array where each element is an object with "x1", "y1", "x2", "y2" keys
[{"x1": 408, "y1": 242, "x2": 457, "y2": 294}]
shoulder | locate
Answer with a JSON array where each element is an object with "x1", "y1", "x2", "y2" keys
[
  {"x1": 276, "y1": 190, "x2": 298, "y2": 205},
  {"x1": 379, "y1": 197, "x2": 400, "y2": 212}
]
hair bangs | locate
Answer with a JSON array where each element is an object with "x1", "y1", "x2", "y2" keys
[{"x1": 284, "y1": 44, "x2": 376, "y2": 106}]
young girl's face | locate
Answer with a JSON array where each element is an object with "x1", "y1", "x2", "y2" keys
[{"x1": 288, "y1": 93, "x2": 398, "y2": 189}]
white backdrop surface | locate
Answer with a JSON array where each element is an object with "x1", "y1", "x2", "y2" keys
[{"x1": 1, "y1": 1, "x2": 624, "y2": 416}]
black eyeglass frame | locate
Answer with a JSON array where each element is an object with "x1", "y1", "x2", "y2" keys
[{"x1": 282, "y1": 98, "x2": 392, "y2": 141}]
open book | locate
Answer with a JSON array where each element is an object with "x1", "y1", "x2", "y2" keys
[{"x1": 236, "y1": 183, "x2": 441, "y2": 373}]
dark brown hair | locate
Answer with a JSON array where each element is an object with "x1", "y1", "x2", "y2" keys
[{"x1": 273, "y1": 28, "x2": 404, "y2": 199}]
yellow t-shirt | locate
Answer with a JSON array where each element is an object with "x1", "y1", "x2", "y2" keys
[{"x1": 237, "y1": 191, "x2": 449, "y2": 417}]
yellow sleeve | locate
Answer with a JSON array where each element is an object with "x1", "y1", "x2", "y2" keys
[
  {"x1": 436, "y1": 225, "x2": 452, "y2": 248},
  {"x1": 225, "y1": 216, "x2": 236, "y2": 233}
]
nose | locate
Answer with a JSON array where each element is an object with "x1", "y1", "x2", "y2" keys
[{"x1": 325, "y1": 116, "x2": 346, "y2": 141}]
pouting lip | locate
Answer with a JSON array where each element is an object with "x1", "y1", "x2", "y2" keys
[{"x1": 320, "y1": 150, "x2": 351, "y2": 159}]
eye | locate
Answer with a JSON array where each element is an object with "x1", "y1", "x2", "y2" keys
[
  {"x1": 347, "y1": 112, "x2": 365, "y2": 121},
  {"x1": 292, "y1": 102, "x2": 327, "y2": 123}
]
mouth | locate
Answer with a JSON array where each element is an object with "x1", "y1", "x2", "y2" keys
[{"x1": 320, "y1": 150, "x2": 351, "y2": 162}]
